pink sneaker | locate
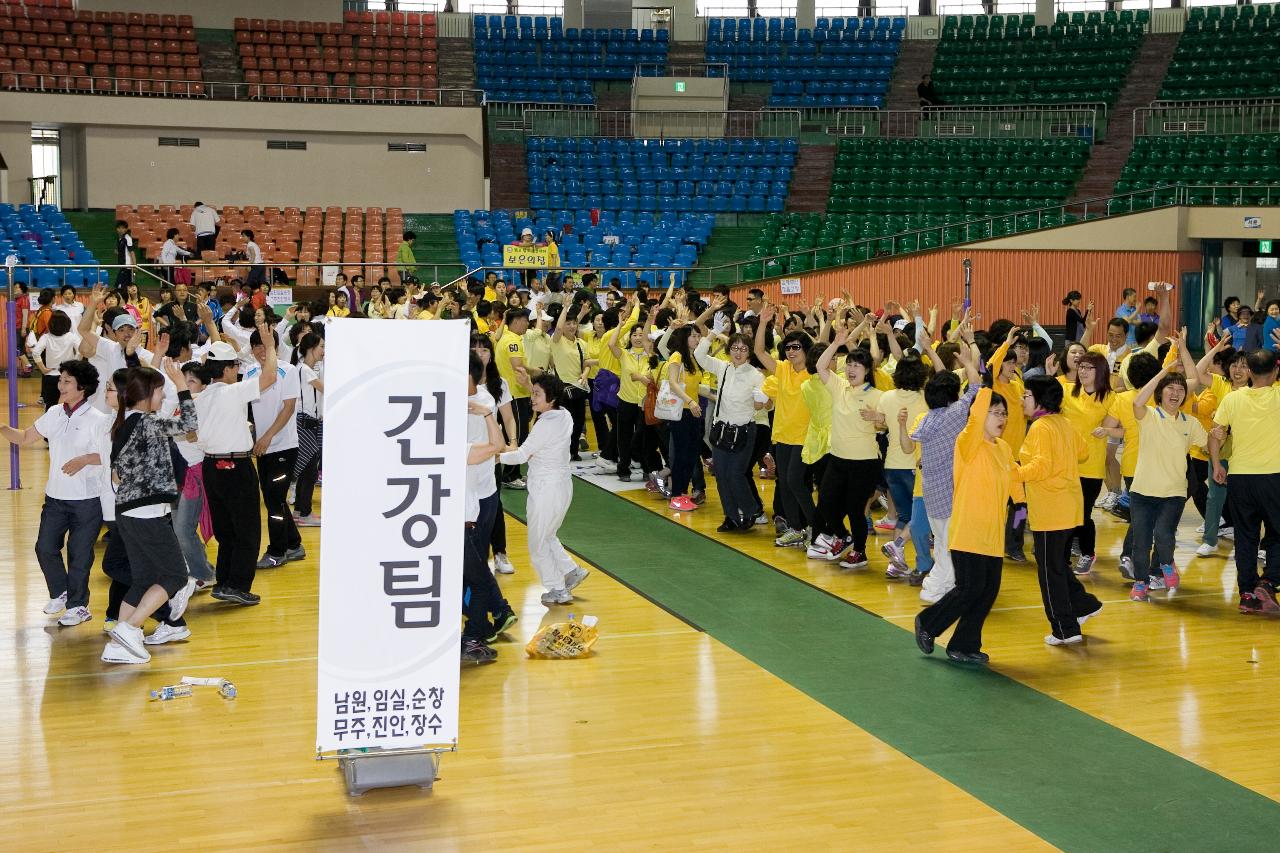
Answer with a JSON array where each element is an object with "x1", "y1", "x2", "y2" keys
[
  {"x1": 1160, "y1": 564, "x2": 1180, "y2": 590},
  {"x1": 668, "y1": 496, "x2": 697, "y2": 512}
]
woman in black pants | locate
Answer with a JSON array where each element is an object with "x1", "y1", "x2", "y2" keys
[{"x1": 291, "y1": 333, "x2": 325, "y2": 526}]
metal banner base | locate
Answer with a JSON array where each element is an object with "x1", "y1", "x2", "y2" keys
[{"x1": 322, "y1": 745, "x2": 454, "y2": 797}]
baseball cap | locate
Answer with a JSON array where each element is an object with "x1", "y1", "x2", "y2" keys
[
  {"x1": 207, "y1": 341, "x2": 237, "y2": 361},
  {"x1": 111, "y1": 314, "x2": 137, "y2": 331},
  {"x1": 892, "y1": 318, "x2": 909, "y2": 331}
]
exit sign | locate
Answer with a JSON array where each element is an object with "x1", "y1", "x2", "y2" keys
[
  {"x1": 674, "y1": 81, "x2": 686, "y2": 92},
  {"x1": 1262, "y1": 239, "x2": 1274, "y2": 253}
]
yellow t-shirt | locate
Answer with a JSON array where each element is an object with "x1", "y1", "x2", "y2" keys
[
  {"x1": 1107, "y1": 389, "x2": 1143, "y2": 478},
  {"x1": 877, "y1": 388, "x2": 927, "y2": 471},
  {"x1": 550, "y1": 334, "x2": 587, "y2": 389},
  {"x1": 824, "y1": 373, "x2": 881, "y2": 460},
  {"x1": 617, "y1": 347, "x2": 650, "y2": 406},
  {"x1": 496, "y1": 329, "x2": 529, "y2": 399},
  {"x1": 949, "y1": 389, "x2": 1015, "y2": 558},
  {"x1": 1213, "y1": 385, "x2": 1280, "y2": 474},
  {"x1": 1017, "y1": 413, "x2": 1087, "y2": 532},
  {"x1": 583, "y1": 332, "x2": 605, "y2": 379},
  {"x1": 1189, "y1": 389, "x2": 1220, "y2": 462},
  {"x1": 523, "y1": 329, "x2": 552, "y2": 372},
  {"x1": 483, "y1": 285, "x2": 498, "y2": 302},
  {"x1": 988, "y1": 340, "x2": 1027, "y2": 458},
  {"x1": 1131, "y1": 408, "x2": 1208, "y2": 498},
  {"x1": 1061, "y1": 388, "x2": 1110, "y2": 479},
  {"x1": 666, "y1": 352, "x2": 702, "y2": 409},
  {"x1": 768, "y1": 361, "x2": 811, "y2": 446},
  {"x1": 910, "y1": 412, "x2": 925, "y2": 499}
]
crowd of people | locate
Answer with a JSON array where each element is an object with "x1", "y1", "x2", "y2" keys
[{"x1": 8, "y1": 268, "x2": 1279, "y2": 669}]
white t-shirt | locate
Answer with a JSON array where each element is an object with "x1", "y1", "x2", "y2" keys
[
  {"x1": 33, "y1": 402, "x2": 112, "y2": 501},
  {"x1": 298, "y1": 362, "x2": 324, "y2": 418},
  {"x1": 246, "y1": 241, "x2": 263, "y2": 265},
  {"x1": 195, "y1": 378, "x2": 261, "y2": 455},
  {"x1": 246, "y1": 363, "x2": 300, "y2": 453},
  {"x1": 190, "y1": 204, "x2": 219, "y2": 236},
  {"x1": 32, "y1": 332, "x2": 81, "y2": 373},
  {"x1": 53, "y1": 301, "x2": 84, "y2": 326},
  {"x1": 87, "y1": 337, "x2": 157, "y2": 413},
  {"x1": 160, "y1": 239, "x2": 190, "y2": 266},
  {"x1": 465, "y1": 387, "x2": 499, "y2": 523}
]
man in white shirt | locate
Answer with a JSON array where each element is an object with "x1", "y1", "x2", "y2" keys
[
  {"x1": 242, "y1": 228, "x2": 266, "y2": 289},
  {"x1": 77, "y1": 292, "x2": 160, "y2": 413},
  {"x1": 0, "y1": 359, "x2": 110, "y2": 626},
  {"x1": 53, "y1": 285, "x2": 84, "y2": 327},
  {"x1": 197, "y1": 331, "x2": 280, "y2": 606},
  {"x1": 246, "y1": 328, "x2": 303, "y2": 569},
  {"x1": 190, "y1": 200, "x2": 220, "y2": 255},
  {"x1": 159, "y1": 228, "x2": 192, "y2": 284}
]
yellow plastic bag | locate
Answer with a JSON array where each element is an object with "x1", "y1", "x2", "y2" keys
[{"x1": 525, "y1": 616, "x2": 599, "y2": 659}]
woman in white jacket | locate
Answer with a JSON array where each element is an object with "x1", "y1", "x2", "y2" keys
[{"x1": 499, "y1": 374, "x2": 588, "y2": 606}]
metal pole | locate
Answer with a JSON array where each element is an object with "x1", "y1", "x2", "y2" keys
[
  {"x1": 5, "y1": 266, "x2": 19, "y2": 490},
  {"x1": 962, "y1": 257, "x2": 972, "y2": 311}
]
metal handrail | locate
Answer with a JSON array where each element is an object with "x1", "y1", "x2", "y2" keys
[
  {"x1": 522, "y1": 108, "x2": 803, "y2": 138},
  {"x1": 633, "y1": 63, "x2": 729, "y2": 79},
  {"x1": 0, "y1": 260, "x2": 469, "y2": 290},
  {"x1": 1133, "y1": 101, "x2": 1280, "y2": 140},
  {"x1": 1149, "y1": 97, "x2": 1280, "y2": 110},
  {"x1": 833, "y1": 105, "x2": 1099, "y2": 141}
]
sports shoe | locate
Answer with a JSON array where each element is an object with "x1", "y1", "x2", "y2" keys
[
  {"x1": 194, "y1": 578, "x2": 215, "y2": 593},
  {"x1": 946, "y1": 650, "x2": 989, "y2": 664},
  {"x1": 824, "y1": 536, "x2": 849, "y2": 560},
  {"x1": 1073, "y1": 554, "x2": 1096, "y2": 575},
  {"x1": 42, "y1": 592, "x2": 67, "y2": 615},
  {"x1": 644, "y1": 477, "x2": 659, "y2": 493},
  {"x1": 504, "y1": 478, "x2": 527, "y2": 490},
  {"x1": 760, "y1": 453, "x2": 776, "y2": 479},
  {"x1": 110, "y1": 621, "x2": 147, "y2": 658},
  {"x1": 256, "y1": 553, "x2": 285, "y2": 569},
  {"x1": 1147, "y1": 575, "x2": 1166, "y2": 591},
  {"x1": 1109, "y1": 503, "x2": 1130, "y2": 522},
  {"x1": 874, "y1": 517, "x2": 898, "y2": 532},
  {"x1": 563, "y1": 567, "x2": 589, "y2": 592},
  {"x1": 144, "y1": 623, "x2": 191, "y2": 645},
  {"x1": 914, "y1": 613, "x2": 934, "y2": 655},
  {"x1": 906, "y1": 571, "x2": 926, "y2": 586},
  {"x1": 211, "y1": 587, "x2": 261, "y2": 606},
  {"x1": 669, "y1": 495, "x2": 697, "y2": 512},
  {"x1": 294, "y1": 513, "x2": 322, "y2": 527},
  {"x1": 1260, "y1": 550, "x2": 1269, "y2": 566},
  {"x1": 58, "y1": 606, "x2": 92, "y2": 627},
  {"x1": 1196, "y1": 523, "x2": 1205, "y2": 534},
  {"x1": 754, "y1": 513, "x2": 769, "y2": 526},
  {"x1": 284, "y1": 546, "x2": 307, "y2": 562},
  {"x1": 690, "y1": 489, "x2": 706, "y2": 506},
  {"x1": 1254, "y1": 582, "x2": 1280, "y2": 613},
  {"x1": 1044, "y1": 633, "x2": 1084, "y2": 646},
  {"x1": 806, "y1": 533, "x2": 837, "y2": 561},
  {"x1": 1240, "y1": 593, "x2": 1264, "y2": 614},
  {"x1": 1161, "y1": 564, "x2": 1181, "y2": 590},
  {"x1": 101, "y1": 640, "x2": 149, "y2": 665},
  {"x1": 1095, "y1": 491, "x2": 1117, "y2": 510},
  {"x1": 1077, "y1": 604, "x2": 1103, "y2": 625},
  {"x1": 657, "y1": 480, "x2": 673, "y2": 499},
  {"x1": 1005, "y1": 551, "x2": 1028, "y2": 563},
  {"x1": 885, "y1": 564, "x2": 913, "y2": 579},
  {"x1": 578, "y1": 437, "x2": 589, "y2": 453},
  {"x1": 1220, "y1": 527, "x2": 1234, "y2": 540},
  {"x1": 773, "y1": 515, "x2": 788, "y2": 537},
  {"x1": 168, "y1": 577, "x2": 197, "y2": 621},
  {"x1": 540, "y1": 588, "x2": 572, "y2": 606},
  {"x1": 1129, "y1": 582, "x2": 1150, "y2": 602},
  {"x1": 1118, "y1": 556, "x2": 1135, "y2": 580},
  {"x1": 493, "y1": 553, "x2": 515, "y2": 574},
  {"x1": 486, "y1": 609, "x2": 518, "y2": 643},
  {"x1": 881, "y1": 539, "x2": 908, "y2": 574},
  {"x1": 774, "y1": 528, "x2": 806, "y2": 548},
  {"x1": 617, "y1": 472, "x2": 632, "y2": 483},
  {"x1": 461, "y1": 638, "x2": 497, "y2": 665},
  {"x1": 838, "y1": 551, "x2": 869, "y2": 569},
  {"x1": 103, "y1": 619, "x2": 117, "y2": 634},
  {"x1": 1195, "y1": 542, "x2": 1218, "y2": 558}
]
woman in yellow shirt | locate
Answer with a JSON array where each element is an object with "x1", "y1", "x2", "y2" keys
[
  {"x1": 915, "y1": 387, "x2": 1014, "y2": 665},
  {"x1": 869, "y1": 354, "x2": 930, "y2": 576},
  {"x1": 754, "y1": 305, "x2": 814, "y2": 548},
  {"x1": 605, "y1": 303, "x2": 659, "y2": 483},
  {"x1": 1018, "y1": 376, "x2": 1103, "y2": 646},
  {"x1": 1060, "y1": 351, "x2": 1112, "y2": 575},
  {"x1": 663, "y1": 325, "x2": 707, "y2": 513},
  {"x1": 326, "y1": 292, "x2": 351, "y2": 318},
  {"x1": 988, "y1": 330, "x2": 1030, "y2": 563}
]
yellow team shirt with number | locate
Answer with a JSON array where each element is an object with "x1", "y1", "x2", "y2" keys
[{"x1": 496, "y1": 329, "x2": 529, "y2": 399}]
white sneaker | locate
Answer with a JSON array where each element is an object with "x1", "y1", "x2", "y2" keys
[
  {"x1": 110, "y1": 621, "x2": 147, "y2": 658},
  {"x1": 540, "y1": 588, "x2": 572, "y2": 606},
  {"x1": 493, "y1": 553, "x2": 515, "y2": 574},
  {"x1": 1045, "y1": 634, "x2": 1085, "y2": 646},
  {"x1": 43, "y1": 592, "x2": 67, "y2": 615},
  {"x1": 1094, "y1": 491, "x2": 1115, "y2": 509},
  {"x1": 1260, "y1": 550, "x2": 1268, "y2": 566},
  {"x1": 504, "y1": 477, "x2": 527, "y2": 490},
  {"x1": 144, "y1": 623, "x2": 192, "y2": 645},
  {"x1": 294, "y1": 513, "x2": 322, "y2": 527},
  {"x1": 1196, "y1": 523, "x2": 1205, "y2": 534},
  {"x1": 1220, "y1": 527, "x2": 1234, "y2": 540},
  {"x1": 806, "y1": 533, "x2": 834, "y2": 560},
  {"x1": 168, "y1": 578, "x2": 197, "y2": 621},
  {"x1": 58, "y1": 606, "x2": 92, "y2": 627},
  {"x1": 101, "y1": 640, "x2": 149, "y2": 664},
  {"x1": 1078, "y1": 604, "x2": 1103, "y2": 626},
  {"x1": 563, "y1": 567, "x2": 589, "y2": 592},
  {"x1": 194, "y1": 578, "x2": 215, "y2": 593},
  {"x1": 1196, "y1": 542, "x2": 1218, "y2": 558}
]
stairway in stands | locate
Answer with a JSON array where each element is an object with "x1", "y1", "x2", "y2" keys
[
  {"x1": 688, "y1": 217, "x2": 768, "y2": 288},
  {"x1": 785, "y1": 145, "x2": 835, "y2": 212},
  {"x1": 884, "y1": 38, "x2": 938, "y2": 112},
  {"x1": 197, "y1": 29, "x2": 243, "y2": 93},
  {"x1": 403, "y1": 214, "x2": 465, "y2": 281},
  {"x1": 1069, "y1": 32, "x2": 1180, "y2": 206},
  {"x1": 488, "y1": 143, "x2": 530, "y2": 210},
  {"x1": 63, "y1": 211, "x2": 118, "y2": 267},
  {"x1": 666, "y1": 40, "x2": 706, "y2": 73},
  {"x1": 438, "y1": 36, "x2": 476, "y2": 90}
]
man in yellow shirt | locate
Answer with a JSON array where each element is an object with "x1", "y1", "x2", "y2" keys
[
  {"x1": 1209, "y1": 348, "x2": 1280, "y2": 614},
  {"x1": 496, "y1": 308, "x2": 532, "y2": 488}
]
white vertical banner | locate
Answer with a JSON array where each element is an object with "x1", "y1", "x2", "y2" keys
[{"x1": 316, "y1": 319, "x2": 469, "y2": 753}]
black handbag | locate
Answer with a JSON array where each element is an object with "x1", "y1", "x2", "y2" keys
[{"x1": 708, "y1": 368, "x2": 751, "y2": 453}]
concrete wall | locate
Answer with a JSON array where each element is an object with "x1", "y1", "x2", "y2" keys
[
  {"x1": 632, "y1": 77, "x2": 727, "y2": 116},
  {"x1": 1187, "y1": 207, "x2": 1280, "y2": 242},
  {"x1": 974, "y1": 208, "x2": 1197, "y2": 252},
  {"x1": 77, "y1": 0, "x2": 344, "y2": 30},
  {"x1": 0, "y1": 92, "x2": 485, "y2": 212}
]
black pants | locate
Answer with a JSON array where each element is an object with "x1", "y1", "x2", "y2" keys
[
  {"x1": 202, "y1": 457, "x2": 262, "y2": 592},
  {"x1": 1004, "y1": 500, "x2": 1028, "y2": 556},
  {"x1": 919, "y1": 550, "x2": 1003, "y2": 654},
  {"x1": 258, "y1": 448, "x2": 301, "y2": 557},
  {"x1": 35, "y1": 496, "x2": 102, "y2": 609},
  {"x1": 817, "y1": 456, "x2": 881, "y2": 553},
  {"x1": 1075, "y1": 477, "x2": 1103, "y2": 557},
  {"x1": 463, "y1": 491, "x2": 509, "y2": 640},
  {"x1": 293, "y1": 415, "x2": 322, "y2": 517},
  {"x1": 747, "y1": 421, "x2": 772, "y2": 517},
  {"x1": 195, "y1": 233, "x2": 216, "y2": 254},
  {"x1": 773, "y1": 442, "x2": 813, "y2": 532},
  {"x1": 103, "y1": 521, "x2": 185, "y2": 626},
  {"x1": 589, "y1": 384, "x2": 617, "y2": 461},
  {"x1": 1032, "y1": 528, "x2": 1102, "y2": 640},
  {"x1": 489, "y1": 479, "x2": 508, "y2": 556},
  {"x1": 115, "y1": 267, "x2": 133, "y2": 287},
  {"x1": 615, "y1": 399, "x2": 656, "y2": 476},
  {"x1": 565, "y1": 388, "x2": 587, "y2": 458},
  {"x1": 504, "y1": 396, "x2": 533, "y2": 482},
  {"x1": 245, "y1": 263, "x2": 266, "y2": 288},
  {"x1": 40, "y1": 373, "x2": 60, "y2": 410},
  {"x1": 1226, "y1": 473, "x2": 1280, "y2": 595}
]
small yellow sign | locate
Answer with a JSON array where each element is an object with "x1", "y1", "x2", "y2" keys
[{"x1": 503, "y1": 244, "x2": 550, "y2": 268}]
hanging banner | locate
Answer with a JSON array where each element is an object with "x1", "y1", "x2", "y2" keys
[
  {"x1": 503, "y1": 244, "x2": 550, "y2": 268},
  {"x1": 316, "y1": 319, "x2": 468, "y2": 752}
]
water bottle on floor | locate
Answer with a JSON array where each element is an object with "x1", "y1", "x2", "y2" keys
[{"x1": 150, "y1": 684, "x2": 194, "y2": 702}]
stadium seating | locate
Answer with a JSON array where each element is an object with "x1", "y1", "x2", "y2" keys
[
  {"x1": 233, "y1": 11, "x2": 439, "y2": 103},
  {"x1": 0, "y1": 1, "x2": 203, "y2": 96},
  {"x1": 526, "y1": 136, "x2": 797, "y2": 213},
  {"x1": 1114, "y1": 134, "x2": 1280, "y2": 208},
  {"x1": 931, "y1": 12, "x2": 1145, "y2": 106},
  {"x1": 0, "y1": 204, "x2": 106, "y2": 287},
  {"x1": 113, "y1": 204, "x2": 404, "y2": 284},
  {"x1": 1159, "y1": 4, "x2": 1280, "y2": 101},
  {"x1": 455, "y1": 208, "x2": 712, "y2": 287},
  {"x1": 473, "y1": 15, "x2": 667, "y2": 104},
  {"x1": 704, "y1": 16, "x2": 903, "y2": 109},
  {"x1": 829, "y1": 137, "x2": 1089, "y2": 216}
]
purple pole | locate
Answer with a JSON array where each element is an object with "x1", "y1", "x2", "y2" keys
[{"x1": 5, "y1": 281, "x2": 19, "y2": 490}]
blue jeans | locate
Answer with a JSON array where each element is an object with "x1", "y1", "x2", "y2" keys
[
  {"x1": 909, "y1": 496, "x2": 934, "y2": 573},
  {"x1": 668, "y1": 409, "x2": 705, "y2": 497},
  {"x1": 884, "y1": 468, "x2": 915, "y2": 530},
  {"x1": 174, "y1": 492, "x2": 215, "y2": 582},
  {"x1": 711, "y1": 424, "x2": 756, "y2": 526},
  {"x1": 1128, "y1": 492, "x2": 1184, "y2": 583},
  {"x1": 1204, "y1": 461, "x2": 1230, "y2": 546},
  {"x1": 35, "y1": 496, "x2": 103, "y2": 609}
]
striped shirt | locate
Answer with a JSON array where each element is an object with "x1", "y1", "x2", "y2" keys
[{"x1": 909, "y1": 382, "x2": 981, "y2": 520}]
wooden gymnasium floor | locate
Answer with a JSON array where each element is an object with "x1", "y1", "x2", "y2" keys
[{"x1": 1, "y1": 374, "x2": 1279, "y2": 851}]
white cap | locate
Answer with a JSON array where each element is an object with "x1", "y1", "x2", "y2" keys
[
  {"x1": 521, "y1": 227, "x2": 534, "y2": 237},
  {"x1": 892, "y1": 318, "x2": 909, "y2": 331},
  {"x1": 207, "y1": 341, "x2": 237, "y2": 361}
]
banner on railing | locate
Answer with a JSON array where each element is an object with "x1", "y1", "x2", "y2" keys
[
  {"x1": 267, "y1": 286, "x2": 293, "y2": 307},
  {"x1": 316, "y1": 319, "x2": 469, "y2": 752},
  {"x1": 503, "y1": 245, "x2": 550, "y2": 268}
]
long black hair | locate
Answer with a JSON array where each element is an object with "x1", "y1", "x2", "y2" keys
[{"x1": 470, "y1": 333, "x2": 503, "y2": 400}]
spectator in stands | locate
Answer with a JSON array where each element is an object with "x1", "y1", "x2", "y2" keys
[
  {"x1": 1263, "y1": 300, "x2": 1280, "y2": 352},
  {"x1": 114, "y1": 221, "x2": 134, "y2": 289},
  {"x1": 242, "y1": 229, "x2": 266, "y2": 290},
  {"x1": 1062, "y1": 291, "x2": 1091, "y2": 343},
  {"x1": 741, "y1": 288, "x2": 765, "y2": 320},
  {"x1": 396, "y1": 231, "x2": 418, "y2": 286},
  {"x1": 190, "y1": 201, "x2": 220, "y2": 255},
  {"x1": 918, "y1": 74, "x2": 942, "y2": 108},
  {"x1": 1137, "y1": 296, "x2": 1160, "y2": 325},
  {"x1": 153, "y1": 282, "x2": 201, "y2": 331},
  {"x1": 1115, "y1": 287, "x2": 1139, "y2": 345},
  {"x1": 159, "y1": 228, "x2": 193, "y2": 284},
  {"x1": 342, "y1": 274, "x2": 364, "y2": 313}
]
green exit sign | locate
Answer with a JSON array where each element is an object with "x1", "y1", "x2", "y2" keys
[
  {"x1": 674, "y1": 81, "x2": 686, "y2": 93},
  {"x1": 1262, "y1": 239, "x2": 1274, "y2": 253}
]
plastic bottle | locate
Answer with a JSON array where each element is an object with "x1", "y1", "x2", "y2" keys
[
  {"x1": 219, "y1": 681, "x2": 238, "y2": 700},
  {"x1": 149, "y1": 684, "x2": 193, "y2": 702}
]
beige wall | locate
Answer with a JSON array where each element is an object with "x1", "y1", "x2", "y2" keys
[
  {"x1": 633, "y1": 77, "x2": 727, "y2": 115},
  {"x1": 1186, "y1": 207, "x2": 1280, "y2": 241},
  {"x1": 972, "y1": 207, "x2": 1197, "y2": 252},
  {"x1": 77, "y1": 0, "x2": 344, "y2": 30},
  {"x1": 0, "y1": 92, "x2": 485, "y2": 211}
]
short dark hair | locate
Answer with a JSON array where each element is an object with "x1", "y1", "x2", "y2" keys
[
  {"x1": 923, "y1": 369, "x2": 961, "y2": 410},
  {"x1": 249, "y1": 328, "x2": 280, "y2": 348},
  {"x1": 531, "y1": 373, "x2": 565, "y2": 408},
  {"x1": 1107, "y1": 317, "x2": 1130, "y2": 334},
  {"x1": 241, "y1": 229, "x2": 255, "y2": 241},
  {"x1": 48, "y1": 312, "x2": 72, "y2": 336},
  {"x1": 60, "y1": 285, "x2": 76, "y2": 296},
  {"x1": 402, "y1": 230, "x2": 416, "y2": 241},
  {"x1": 505, "y1": 307, "x2": 530, "y2": 325},
  {"x1": 1134, "y1": 321, "x2": 1159, "y2": 346},
  {"x1": 166, "y1": 227, "x2": 180, "y2": 240},
  {"x1": 1246, "y1": 348, "x2": 1277, "y2": 376},
  {"x1": 892, "y1": 354, "x2": 930, "y2": 392},
  {"x1": 1025, "y1": 375, "x2": 1064, "y2": 413},
  {"x1": 1122, "y1": 287, "x2": 1137, "y2": 299},
  {"x1": 747, "y1": 288, "x2": 765, "y2": 301},
  {"x1": 59, "y1": 359, "x2": 100, "y2": 398},
  {"x1": 1124, "y1": 352, "x2": 1161, "y2": 390},
  {"x1": 115, "y1": 220, "x2": 128, "y2": 230}
]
